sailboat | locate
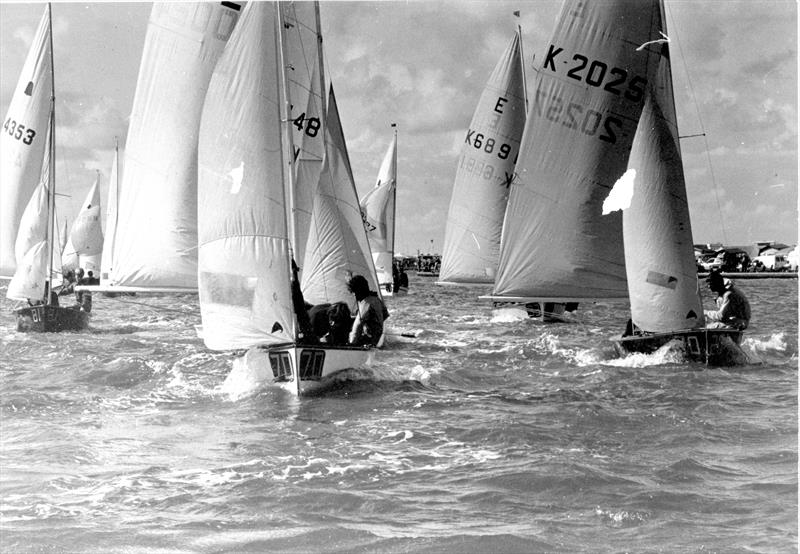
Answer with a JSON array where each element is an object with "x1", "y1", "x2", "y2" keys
[
  {"x1": 438, "y1": 29, "x2": 527, "y2": 286},
  {"x1": 5, "y1": 5, "x2": 89, "y2": 332},
  {"x1": 197, "y1": 1, "x2": 379, "y2": 396},
  {"x1": 609, "y1": 2, "x2": 743, "y2": 363},
  {"x1": 360, "y1": 127, "x2": 399, "y2": 296},
  {"x1": 483, "y1": 0, "x2": 664, "y2": 321},
  {"x1": 85, "y1": 1, "x2": 242, "y2": 294},
  {"x1": 69, "y1": 171, "x2": 104, "y2": 274}
]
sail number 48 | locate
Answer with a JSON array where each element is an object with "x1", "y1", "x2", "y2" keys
[{"x1": 2, "y1": 118, "x2": 37, "y2": 145}]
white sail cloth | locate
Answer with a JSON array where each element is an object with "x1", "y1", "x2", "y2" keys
[
  {"x1": 109, "y1": 2, "x2": 240, "y2": 290},
  {"x1": 493, "y1": 0, "x2": 665, "y2": 301},
  {"x1": 440, "y1": 31, "x2": 526, "y2": 284},
  {"x1": 0, "y1": 8, "x2": 52, "y2": 277},
  {"x1": 69, "y1": 173, "x2": 104, "y2": 259},
  {"x1": 360, "y1": 134, "x2": 397, "y2": 288},
  {"x1": 198, "y1": 2, "x2": 294, "y2": 351}
]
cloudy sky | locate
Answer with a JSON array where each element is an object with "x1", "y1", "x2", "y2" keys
[{"x1": 1, "y1": 1, "x2": 796, "y2": 256}]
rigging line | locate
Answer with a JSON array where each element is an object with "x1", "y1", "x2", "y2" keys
[{"x1": 666, "y1": 1, "x2": 729, "y2": 244}]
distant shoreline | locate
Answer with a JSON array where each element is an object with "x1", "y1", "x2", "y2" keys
[{"x1": 697, "y1": 272, "x2": 797, "y2": 280}]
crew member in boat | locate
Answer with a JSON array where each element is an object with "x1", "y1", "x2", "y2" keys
[
  {"x1": 704, "y1": 270, "x2": 751, "y2": 330},
  {"x1": 308, "y1": 302, "x2": 353, "y2": 345},
  {"x1": 347, "y1": 274, "x2": 389, "y2": 346},
  {"x1": 71, "y1": 268, "x2": 92, "y2": 313}
]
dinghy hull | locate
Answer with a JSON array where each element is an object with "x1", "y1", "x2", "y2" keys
[
  {"x1": 15, "y1": 305, "x2": 89, "y2": 333},
  {"x1": 238, "y1": 343, "x2": 373, "y2": 396},
  {"x1": 614, "y1": 328, "x2": 744, "y2": 365}
]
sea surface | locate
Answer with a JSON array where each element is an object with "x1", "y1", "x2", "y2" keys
[{"x1": 1, "y1": 276, "x2": 797, "y2": 553}]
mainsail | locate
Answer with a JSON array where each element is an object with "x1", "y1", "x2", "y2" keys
[
  {"x1": 198, "y1": 2, "x2": 293, "y2": 351},
  {"x1": 107, "y1": 2, "x2": 241, "y2": 292},
  {"x1": 619, "y1": 2, "x2": 703, "y2": 333},
  {"x1": 360, "y1": 131, "x2": 398, "y2": 291},
  {"x1": 492, "y1": 0, "x2": 665, "y2": 302},
  {"x1": 0, "y1": 8, "x2": 53, "y2": 277},
  {"x1": 439, "y1": 31, "x2": 527, "y2": 285}
]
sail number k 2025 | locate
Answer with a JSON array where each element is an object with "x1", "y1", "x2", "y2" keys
[
  {"x1": 2, "y1": 118, "x2": 37, "y2": 145},
  {"x1": 544, "y1": 45, "x2": 647, "y2": 103}
]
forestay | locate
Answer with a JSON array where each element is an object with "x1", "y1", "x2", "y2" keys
[
  {"x1": 197, "y1": 2, "x2": 294, "y2": 351},
  {"x1": 360, "y1": 133, "x2": 397, "y2": 290},
  {"x1": 0, "y1": 9, "x2": 52, "y2": 277},
  {"x1": 620, "y1": 2, "x2": 703, "y2": 333},
  {"x1": 109, "y1": 2, "x2": 240, "y2": 291},
  {"x1": 439, "y1": 31, "x2": 526, "y2": 285},
  {"x1": 493, "y1": 0, "x2": 664, "y2": 301}
]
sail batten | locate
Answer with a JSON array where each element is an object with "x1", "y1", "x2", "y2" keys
[
  {"x1": 440, "y1": 31, "x2": 526, "y2": 284},
  {"x1": 493, "y1": 0, "x2": 666, "y2": 301}
]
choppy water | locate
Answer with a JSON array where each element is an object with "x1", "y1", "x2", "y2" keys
[{"x1": 1, "y1": 276, "x2": 797, "y2": 553}]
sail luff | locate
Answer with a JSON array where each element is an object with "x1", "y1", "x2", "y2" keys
[
  {"x1": 100, "y1": 139, "x2": 119, "y2": 281},
  {"x1": 439, "y1": 31, "x2": 526, "y2": 284},
  {"x1": 493, "y1": 0, "x2": 665, "y2": 301}
]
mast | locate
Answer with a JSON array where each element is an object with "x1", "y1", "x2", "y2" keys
[
  {"x1": 517, "y1": 25, "x2": 528, "y2": 113},
  {"x1": 314, "y1": 2, "x2": 326, "y2": 121},
  {"x1": 390, "y1": 123, "x2": 397, "y2": 263},
  {"x1": 44, "y1": 2, "x2": 56, "y2": 305}
]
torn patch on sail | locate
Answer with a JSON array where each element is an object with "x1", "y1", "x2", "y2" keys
[
  {"x1": 228, "y1": 161, "x2": 244, "y2": 194},
  {"x1": 646, "y1": 270, "x2": 677, "y2": 289},
  {"x1": 602, "y1": 168, "x2": 635, "y2": 214}
]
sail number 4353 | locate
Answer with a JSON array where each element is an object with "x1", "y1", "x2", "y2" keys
[{"x1": 2, "y1": 118, "x2": 37, "y2": 145}]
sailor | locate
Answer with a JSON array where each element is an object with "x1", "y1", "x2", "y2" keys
[
  {"x1": 704, "y1": 270, "x2": 751, "y2": 330},
  {"x1": 347, "y1": 274, "x2": 389, "y2": 346}
]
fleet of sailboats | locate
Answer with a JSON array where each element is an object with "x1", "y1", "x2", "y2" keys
[
  {"x1": 0, "y1": 1, "x2": 750, "y2": 365},
  {"x1": 483, "y1": 0, "x2": 663, "y2": 321},
  {"x1": 360, "y1": 127, "x2": 399, "y2": 296},
  {"x1": 439, "y1": 30, "x2": 527, "y2": 287}
]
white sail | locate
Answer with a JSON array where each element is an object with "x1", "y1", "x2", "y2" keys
[
  {"x1": 360, "y1": 133, "x2": 397, "y2": 290},
  {"x1": 439, "y1": 31, "x2": 526, "y2": 285},
  {"x1": 301, "y1": 86, "x2": 380, "y2": 306},
  {"x1": 69, "y1": 172, "x2": 104, "y2": 259},
  {"x1": 0, "y1": 8, "x2": 52, "y2": 277},
  {"x1": 492, "y1": 0, "x2": 665, "y2": 302},
  {"x1": 620, "y1": 4, "x2": 703, "y2": 333},
  {"x1": 100, "y1": 141, "x2": 119, "y2": 281},
  {"x1": 198, "y1": 1, "x2": 294, "y2": 351},
  {"x1": 108, "y1": 2, "x2": 241, "y2": 291}
]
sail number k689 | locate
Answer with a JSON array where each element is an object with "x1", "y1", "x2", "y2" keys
[{"x1": 2, "y1": 118, "x2": 37, "y2": 145}]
